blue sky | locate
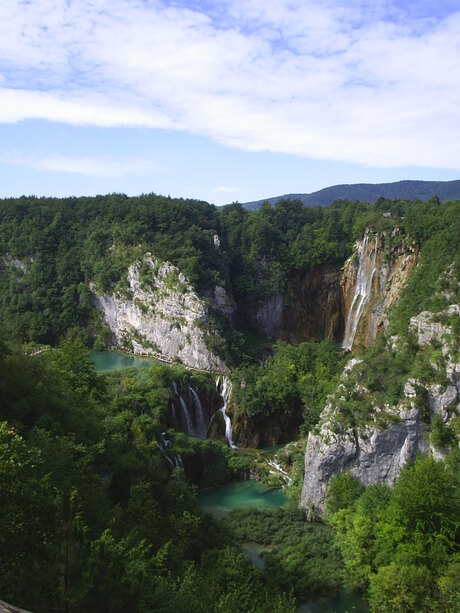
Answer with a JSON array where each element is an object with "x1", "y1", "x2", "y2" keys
[{"x1": 0, "y1": 1, "x2": 459, "y2": 205}]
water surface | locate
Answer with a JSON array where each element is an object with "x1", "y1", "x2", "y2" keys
[
  {"x1": 90, "y1": 351, "x2": 158, "y2": 372},
  {"x1": 198, "y1": 480, "x2": 288, "y2": 518}
]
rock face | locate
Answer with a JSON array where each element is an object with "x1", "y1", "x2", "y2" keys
[
  {"x1": 300, "y1": 392, "x2": 430, "y2": 517},
  {"x1": 254, "y1": 230, "x2": 416, "y2": 348},
  {"x1": 341, "y1": 230, "x2": 417, "y2": 350},
  {"x1": 256, "y1": 292, "x2": 284, "y2": 338},
  {"x1": 300, "y1": 306, "x2": 459, "y2": 517},
  {"x1": 280, "y1": 265, "x2": 345, "y2": 343},
  {"x1": 93, "y1": 254, "x2": 224, "y2": 371}
]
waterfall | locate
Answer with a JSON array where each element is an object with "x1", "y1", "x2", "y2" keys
[
  {"x1": 216, "y1": 376, "x2": 237, "y2": 449},
  {"x1": 172, "y1": 381, "x2": 194, "y2": 436},
  {"x1": 342, "y1": 233, "x2": 378, "y2": 351},
  {"x1": 267, "y1": 455, "x2": 292, "y2": 487},
  {"x1": 156, "y1": 435, "x2": 175, "y2": 468},
  {"x1": 189, "y1": 385, "x2": 207, "y2": 440},
  {"x1": 171, "y1": 402, "x2": 176, "y2": 421},
  {"x1": 157, "y1": 434, "x2": 184, "y2": 470},
  {"x1": 179, "y1": 395, "x2": 194, "y2": 435}
]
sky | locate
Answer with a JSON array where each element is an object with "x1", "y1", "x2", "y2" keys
[{"x1": 0, "y1": 0, "x2": 459, "y2": 205}]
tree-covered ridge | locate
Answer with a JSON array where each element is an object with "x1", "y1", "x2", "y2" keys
[
  {"x1": 241, "y1": 179, "x2": 460, "y2": 210},
  {"x1": 3, "y1": 191, "x2": 458, "y2": 358}
]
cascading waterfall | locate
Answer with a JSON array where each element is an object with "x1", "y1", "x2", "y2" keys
[
  {"x1": 179, "y1": 395, "x2": 194, "y2": 435},
  {"x1": 216, "y1": 376, "x2": 237, "y2": 449},
  {"x1": 157, "y1": 434, "x2": 183, "y2": 469},
  {"x1": 342, "y1": 232, "x2": 378, "y2": 351},
  {"x1": 189, "y1": 385, "x2": 207, "y2": 439},
  {"x1": 267, "y1": 454, "x2": 292, "y2": 487},
  {"x1": 156, "y1": 435, "x2": 175, "y2": 468},
  {"x1": 172, "y1": 381, "x2": 194, "y2": 436}
]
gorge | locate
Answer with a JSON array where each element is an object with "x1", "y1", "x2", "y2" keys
[{"x1": 1, "y1": 193, "x2": 458, "y2": 613}]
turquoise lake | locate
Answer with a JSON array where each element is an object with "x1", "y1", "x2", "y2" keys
[
  {"x1": 198, "y1": 480, "x2": 288, "y2": 518},
  {"x1": 90, "y1": 351, "x2": 158, "y2": 372}
]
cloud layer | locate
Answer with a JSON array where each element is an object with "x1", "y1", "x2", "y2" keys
[
  {"x1": 1, "y1": 0, "x2": 459, "y2": 169},
  {"x1": 2, "y1": 151, "x2": 161, "y2": 178}
]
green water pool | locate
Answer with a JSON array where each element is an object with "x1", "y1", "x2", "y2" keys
[
  {"x1": 89, "y1": 351, "x2": 159, "y2": 372},
  {"x1": 198, "y1": 480, "x2": 288, "y2": 518}
]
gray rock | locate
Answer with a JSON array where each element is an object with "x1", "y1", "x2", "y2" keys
[
  {"x1": 93, "y1": 254, "x2": 224, "y2": 371},
  {"x1": 300, "y1": 400, "x2": 429, "y2": 517},
  {"x1": 300, "y1": 307, "x2": 459, "y2": 517},
  {"x1": 256, "y1": 293, "x2": 283, "y2": 338}
]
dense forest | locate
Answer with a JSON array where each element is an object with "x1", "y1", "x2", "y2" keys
[
  {"x1": 1, "y1": 192, "x2": 458, "y2": 359},
  {"x1": 1, "y1": 193, "x2": 459, "y2": 612}
]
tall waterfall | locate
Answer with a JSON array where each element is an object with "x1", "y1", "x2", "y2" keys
[
  {"x1": 342, "y1": 233, "x2": 378, "y2": 351},
  {"x1": 172, "y1": 381, "x2": 194, "y2": 436},
  {"x1": 189, "y1": 385, "x2": 207, "y2": 440},
  {"x1": 216, "y1": 376, "x2": 237, "y2": 449}
]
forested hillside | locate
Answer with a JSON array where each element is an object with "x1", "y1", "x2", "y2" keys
[
  {"x1": 2, "y1": 192, "x2": 457, "y2": 360},
  {"x1": 242, "y1": 179, "x2": 460, "y2": 210},
  {"x1": 1, "y1": 193, "x2": 459, "y2": 612}
]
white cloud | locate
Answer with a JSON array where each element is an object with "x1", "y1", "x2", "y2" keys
[
  {"x1": 2, "y1": 151, "x2": 161, "y2": 178},
  {"x1": 0, "y1": 1, "x2": 459, "y2": 169}
]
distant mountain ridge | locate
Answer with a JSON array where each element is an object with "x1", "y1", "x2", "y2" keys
[{"x1": 240, "y1": 179, "x2": 460, "y2": 210}]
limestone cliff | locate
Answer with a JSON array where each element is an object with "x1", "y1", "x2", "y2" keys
[
  {"x1": 300, "y1": 305, "x2": 459, "y2": 517},
  {"x1": 341, "y1": 229, "x2": 417, "y2": 350},
  {"x1": 280, "y1": 265, "x2": 344, "y2": 344},
  {"x1": 254, "y1": 231, "x2": 416, "y2": 349},
  {"x1": 256, "y1": 292, "x2": 284, "y2": 338},
  {"x1": 93, "y1": 254, "x2": 224, "y2": 371}
]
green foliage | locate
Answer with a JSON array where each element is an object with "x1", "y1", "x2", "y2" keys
[
  {"x1": 390, "y1": 200, "x2": 460, "y2": 337},
  {"x1": 368, "y1": 563, "x2": 431, "y2": 613},
  {"x1": 223, "y1": 507, "x2": 343, "y2": 601},
  {"x1": 325, "y1": 471, "x2": 365, "y2": 515},
  {"x1": 430, "y1": 415, "x2": 456, "y2": 450},
  {"x1": 232, "y1": 340, "x2": 343, "y2": 434},
  {"x1": 0, "y1": 194, "x2": 227, "y2": 347},
  {"x1": 329, "y1": 456, "x2": 459, "y2": 612},
  {"x1": 0, "y1": 343, "x2": 300, "y2": 611}
]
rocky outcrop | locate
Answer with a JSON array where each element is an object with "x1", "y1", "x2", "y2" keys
[
  {"x1": 341, "y1": 230, "x2": 417, "y2": 350},
  {"x1": 1, "y1": 253, "x2": 32, "y2": 274},
  {"x1": 300, "y1": 388, "x2": 430, "y2": 517},
  {"x1": 211, "y1": 285, "x2": 236, "y2": 316},
  {"x1": 0, "y1": 599, "x2": 32, "y2": 613},
  {"x1": 256, "y1": 292, "x2": 283, "y2": 338},
  {"x1": 280, "y1": 265, "x2": 345, "y2": 344},
  {"x1": 300, "y1": 306, "x2": 459, "y2": 517},
  {"x1": 93, "y1": 254, "x2": 224, "y2": 371}
]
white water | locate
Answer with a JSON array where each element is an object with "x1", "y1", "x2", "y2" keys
[
  {"x1": 157, "y1": 436, "x2": 175, "y2": 468},
  {"x1": 173, "y1": 381, "x2": 194, "y2": 436},
  {"x1": 179, "y1": 395, "x2": 194, "y2": 435},
  {"x1": 189, "y1": 385, "x2": 207, "y2": 440},
  {"x1": 267, "y1": 456, "x2": 292, "y2": 487},
  {"x1": 216, "y1": 376, "x2": 237, "y2": 448},
  {"x1": 342, "y1": 233, "x2": 378, "y2": 351}
]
